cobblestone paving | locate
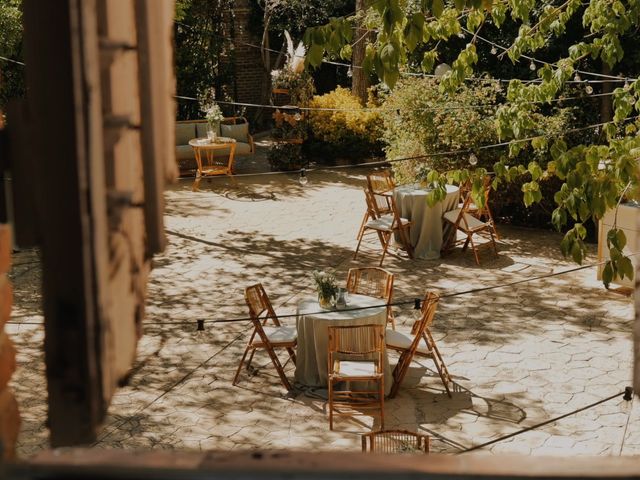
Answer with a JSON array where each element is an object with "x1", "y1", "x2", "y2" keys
[{"x1": 6, "y1": 147, "x2": 640, "y2": 457}]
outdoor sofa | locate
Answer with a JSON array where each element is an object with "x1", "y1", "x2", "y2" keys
[{"x1": 175, "y1": 117, "x2": 255, "y2": 172}]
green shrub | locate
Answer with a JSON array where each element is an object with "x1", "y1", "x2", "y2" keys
[
  {"x1": 268, "y1": 142, "x2": 304, "y2": 171},
  {"x1": 381, "y1": 78, "x2": 502, "y2": 183},
  {"x1": 306, "y1": 87, "x2": 384, "y2": 161}
]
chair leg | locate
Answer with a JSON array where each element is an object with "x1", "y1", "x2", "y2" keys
[
  {"x1": 468, "y1": 235, "x2": 480, "y2": 265},
  {"x1": 354, "y1": 231, "x2": 366, "y2": 260},
  {"x1": 246, "y1": 349, "x2": 257, "y2": 370},
  {"x1": 398, "y1": 226, "x2": 414, "y2": 259},
  {"x1": 329, "y1": 378, "x2": 334, "y2": 430},
  {"x1": 424, "y1": 331, "x2": 452, "y2": 398},
  {"x1": 387, "y1": 307, "x2": 396, "y2": 331},
  {"x1": 357, "y1": 211, "x2": 369, "y2": 240},
  {"x1": 286, "y1": 347, "x2": 297, "y2": 365},
  {"x1": 379, "y1": 377, "x2": 385, "y2": 429},
  {"x1": 265, "y1": 346, "x2": 292, "y2": 391},
  {"x1": 233, "y1": 345, "x2": 252, "y2": 386},
  {"x1": 389, "y1": 351, "x2": 411, "y2": 399},
  {"x1": 378, "y1": 232, "x2": 391, "y2": 266},
  {"x1": 442, "y1": 222, "x2": 457, "y2": 254}
]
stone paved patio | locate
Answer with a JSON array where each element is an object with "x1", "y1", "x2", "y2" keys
[{"x1": 7, "y1": 144, "x2": 640, "y2": 457}]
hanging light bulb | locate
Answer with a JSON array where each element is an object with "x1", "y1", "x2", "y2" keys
[
  {"x1": 574, "y1": 73, "x2": 581, "y2": 83},
  {"x1": 529, "y1": 60, "x2": 536, "y2": 71},
  {"x1": 457, "y1": 32, "x2": 465, "y2": 39},
  {"x1": 490, "y1": 46, "x2": 497, "y2": 55},
  {"x1": 624, "y1": 79, "x2": 631, "y2": 90},
  {"x1": 299, "y1": 168, "x2": 309, "y2": 186},
  {"x1": 347, "y1": 66, "x2": 353, "y2": 78},
  {"x1": 585, "y1": 82, "x2": 593, "y2": 94},
  {"x1": 294, "y1": 112, "x2": 302, "y2": 122},
  {"x1": 468, "y1": 153, "x2": 478, "y2": 166}
]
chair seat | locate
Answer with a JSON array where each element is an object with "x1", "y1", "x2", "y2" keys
[
  {"x1": 331, "y1": 360, "x2": 380, "y2": 378},
  {"x1": 365, "y1": 215, "x2": 410, "y2": 232},
  {"x1": 253, "y1": 326, "x2": 297, "y2": 345},
  {"x1": 443, "y1": 210, "x2": 488, "y2": 231},
  {"x1": 386, "y1": 329, "x2": 432, "y2": 355}
]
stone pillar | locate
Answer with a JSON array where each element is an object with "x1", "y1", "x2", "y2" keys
[{"x1": 0, "y1": 225, "x2": 19, "y2": 459}]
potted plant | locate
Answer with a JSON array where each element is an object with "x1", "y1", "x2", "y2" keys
[{"x1": 313, "y1": 270, "x2": 338, "y2": 309}]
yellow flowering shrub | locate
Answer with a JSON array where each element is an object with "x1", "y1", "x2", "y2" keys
[{"x1": 308, "y1": 87, "x2": 383, "y2": 158}]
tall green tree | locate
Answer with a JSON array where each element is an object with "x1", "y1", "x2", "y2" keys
[
  {"x1": 304, "y1": 0, "x2": 640, "y2": 287},
  {"x1": 0, "y1": 0, "x2": 24, "y2": 111},
  {"x1": 174, "y1": 0, "x2": 235, "y2": 120}
]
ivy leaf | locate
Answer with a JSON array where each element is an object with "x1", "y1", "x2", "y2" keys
[
  {"x1": 571, "y1": 241, "x2": 583, "y2": 264},
  {"x1": 602, "y1": 261, "x2": 613, "y2": 288},
  {"x1": 307, "y1": 44, "x2": 324, "y2": 67},
  {"x1": 432, "y1": 0, "x2": 444, "y2": 18}
]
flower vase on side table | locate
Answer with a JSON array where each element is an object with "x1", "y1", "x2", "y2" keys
[{"x1": 207, "y1": 121, "x2": 219, "y2": 142}]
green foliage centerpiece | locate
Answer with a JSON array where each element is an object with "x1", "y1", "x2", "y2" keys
[{"x1": 313, "y1": 270, "x2": 337, "y2": 310}]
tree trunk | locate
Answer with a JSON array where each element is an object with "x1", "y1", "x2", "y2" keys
[
  {"x1": 351, "y1": 0, "x2": 369, "y2": 105},
  {"x1": 600, "y1": 63, "x2": 612, "y2": 124}
]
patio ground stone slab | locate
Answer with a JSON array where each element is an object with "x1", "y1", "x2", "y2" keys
[{"x1": 5, "y1": 161, "x2": 640, "y2": 458}]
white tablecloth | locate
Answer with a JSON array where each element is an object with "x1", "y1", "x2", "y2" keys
[
  {"x1": 294, "y1": 294, "x2": 391, "y2": 395},
  {"x1": 393, "y1": 184, "x2": 460, "y2": 260}
]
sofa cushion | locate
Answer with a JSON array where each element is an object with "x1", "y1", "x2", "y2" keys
[
  {"x1": 233, "y1": 142, "x2": 252, "y2": 155},
  {"x1": 176, "y1": 144, "x2": 195, "y2": 161},
  {"x1": 176, "y1": 123, "x2": 196, "y2": 145},
  {"x1": 221, "y1": 123, "x2": 249, "y2": 143},
  {"x1": 196, "y1": 122, "x2": 221, "y2": 139}
]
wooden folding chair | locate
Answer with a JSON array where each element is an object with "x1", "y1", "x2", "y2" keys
[
  {"x1": 366, "y1": 170, "x2": 395, "y2": 194},
  {"x1": 386, "y1": 292, "x2": 452, "y2": 398},
  {"x1": 356, "y1": 171, "x2": 396, "y2": 240},
  {"x1": 328, "y1": 324, "x2": 385, "y2": 430},
  {"x1": 354, "y1": 189, "x2": 413, "y2": 265},
  {"x1": 362, "y1": 429, "x2": 430, "y2": 453},
  {"x1": 233, "y1": 284, "x2": 297, "y2": 391},
  {"x1": 458, "y1": 177, "x2": 499, "y2": 239},
  {"x1": 442, "y1": 194, "x2": 498, "y2": 265},
  {"x1": 346, "y1": 267, "x2": 396, "y2": 330}
]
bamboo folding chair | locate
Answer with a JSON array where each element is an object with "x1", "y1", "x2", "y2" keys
[
  {"x1": 361, "y1": 429, "x2": 430, "y2": 454},
  {"x1": 458, "y1": 177, "x2": 499, "y2": 239},
  {"x1": 356, "y1": 171, "x2": 396, "y2": 240},
  {"x1": 386, "y1": 292, "x2": 452, "y2": 398},
  {"x1": 346, "y1": 267, "x2": 396, "y2": 330},
  {"x1": 327, "y1": 324, "x2": 385, "y2": 430},
  {"x1": 354, "y1": 189, "x2": 414, "y2": 265},
  {"x1": 233, "y1": 284, "x2": 297, "y2": 391},
  {"x1": 442, "y1": 194, "x2": 498, "y2": 265},
  {"x1": 366, "y1": 170, "x2": 396, "y2": 195}
]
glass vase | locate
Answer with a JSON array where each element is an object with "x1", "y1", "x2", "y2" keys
[{"x1": 318, "y1": 293, "x2": 333, "y2": 310}]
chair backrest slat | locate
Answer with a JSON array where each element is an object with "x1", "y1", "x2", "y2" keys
[
  {"x1": 409, "y1": 292, "x2": 440, "y2": 349},
  {"x1": 367, "y1": 170, "x2": 395, "y2": 194},
  {"x1": 346, "y1": 267, "x2": 394, "y2": 303},
  {"x1": 244, "y1": 283, "x2": 281, "y2": 334},
  {"x1": 362, "y1": 429, "x2": 430, "y2": 454},
  {"x1": 328, "y1": 324, "x2": 384, "y2": 366}
]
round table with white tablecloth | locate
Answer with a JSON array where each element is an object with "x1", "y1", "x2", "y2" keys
[
  {"x1": 294, "y1": 293, "x2": 392, "y2": 395},
  {"x1": 393, "y1": 184, "x2": 460, "y2": 260}
]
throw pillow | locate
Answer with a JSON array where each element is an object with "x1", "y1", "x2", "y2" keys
[{"x1": 221, "y1": 122, "x2": 249, "y2": 143}]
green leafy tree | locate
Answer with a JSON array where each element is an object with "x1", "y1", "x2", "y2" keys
[
  {"x1": 0, "y1": 0, "x2": 25, "y2": 111},
  {"x1": 304, "y1": 0, "x2": 640, "y2": 287},
  {"x1": 174, "y1": 0, "x2": 235, "y2": 120}
]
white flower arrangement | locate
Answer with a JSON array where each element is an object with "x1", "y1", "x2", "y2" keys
[{"x1": 206, "y1": 103, "x2": 224, "y2": 124}]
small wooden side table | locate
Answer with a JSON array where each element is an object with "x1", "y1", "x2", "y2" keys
[{"x1": 189, "y1": 137, "x2": 237, "y2": 177}]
